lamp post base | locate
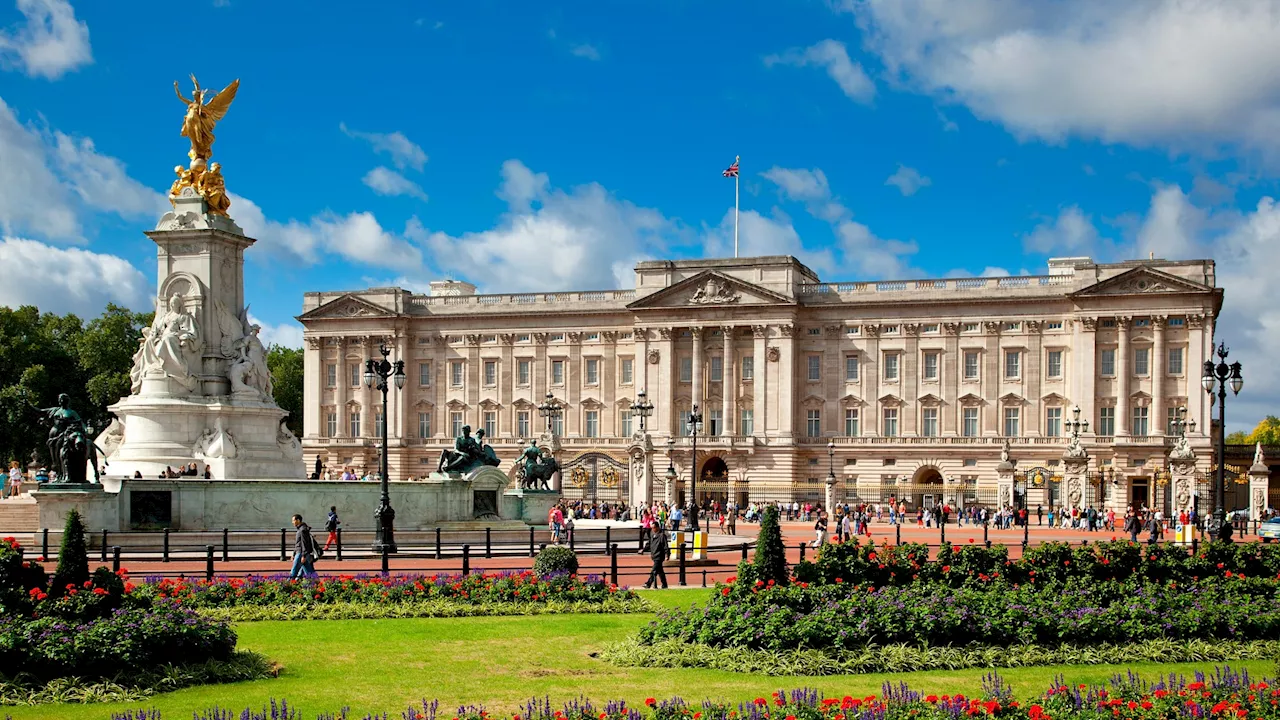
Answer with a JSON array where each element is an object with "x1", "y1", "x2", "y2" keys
[{"x1": 373, "y1": 502, "x2": 398, "y2": 554}]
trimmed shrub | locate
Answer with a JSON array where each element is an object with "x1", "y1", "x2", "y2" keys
[
  {"x1": 533, "y1": 545, "x2": 579, "y2": 578},
  {"x1": 752, "y1": 504, "x2": 788, "y2": 587},
  {"x1": 50, "y1": 509, "x2": 89, "y2": 599},
  {"x1": 0, "y1": 537, "x2": 46, "y2": 612}
]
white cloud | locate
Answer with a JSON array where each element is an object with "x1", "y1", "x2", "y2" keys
[
  {"x1": 362, "y1": 166, "x2": 428, "y2": 201},
  {"x1": 339, "y1": 123, "x2": 428, "y2": 171},
  {"x1": 764, "y1": 39, "x2": 875, "y2": 104},
  {"x1": 885, "y1": 164, "x2": 932, "y2": 196},
  {"x1": 416, "y1": 160, "x2": 679, "y2": 292},
  {"x1": 0, "y1": 0, "x2": 91, "y2": 80},
  {"x1": 49, "y1": 131, "x2": 168, "y2": 217},
  {"x1": 248, "y1": 313, "x2": 304, "y2": 349},
  {"x1": 848, "y1": 0, "x2": 1280, "y2": 159},
  {"x1": 231, "y1": 193, "x2": 423, "y2": 271},
  {"x1": 1021, "y1": 205, "x2": 1112, "y2": 255},
  {"x1": 761, "y1": 165, "x2": 917, "y2": 277},
  {"x1": 570, "y1": 43, "x2": 601, "y2": 60},
  {"x1": 0, "y1": 236, "x2": 149, "y2": 315}
]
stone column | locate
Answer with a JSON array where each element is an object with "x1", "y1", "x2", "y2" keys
[
  {"x1": 361, "y1": 337, "x2": 373, "y2": 439},
  {"x1": 1062, "y1": 454, "x2": 1090, "y2": 513},
  {"x1": 1116, "y1": 317, "x2": 1131, "y2": 437},
  {"x1": 303, "y1": 336, "x2": 322, "y2": 439},
  {"x1": 1187, "y1": 315, "x2": 1208, "y2": 437},
  {"x1": 602, "y1": 331, "x2": 618, "y2": 435},
  {"x1": 393, "y1": 333, "x2": 408, "y2": 442},
  {"x1": 566, "y1": 332, "x2": 582, "y2": 436},
  {"x1": 655, "y1": 328, "x2": 675, "y2": 436},
  {"x1": 1152, "y1": 317, "x2": 1166, "y2": 435},
  {"x1": 1026, "y1": 321, "x2": 1043, "y2": 436},
  {"x1": 500, "y1": 334, "x2": 515, "y2": 438},
  {"x1": 942, "y1": 323, "x2": 959, "y2": 436},
  {"x1": 997, "y1": 459, "x2": 1015, "y2": 511},
  {"x1": 863, "y1": 325, "x2": 881, "y2": 435},
  {"x1": 1106, "y1": 469, "x2": 1128, "y2": 514},
  {"x1": 1074, "y1": 318, "x2": 1098, "y2": 437},
  {"x1": 333, "y1": 338, "x2": 348, "y2": 438},
  {"x1": 903, "y1": 324, "x2": 920, "y2": 436},
  {"x1": 722, "y1": 326, "x2": 735, "y2": 436},
  {"x1": 629, "y1": 435, "x2": 654, "y2": 507},
  {"x1": 752, "y1": 325, "x2": 769, "y2": 439},
  {"x1": 1250, "y1": 444, "x2": 1270, "y2": 522},
  {"x1": 983, "y1": 321, "x2": 1002, "y2": 435},
  {"x1": 691, "y1": 327, "x2": 704, "y2": 417},
  {"x1": 824, "y1": 475, "x2": 836, "y2": 513},
  {"x1": 777, "y1": 324, "x2": 796, "y2": 439},
  {"x1": 533, "y1": 333, "x2": 548, "y2": 426}
]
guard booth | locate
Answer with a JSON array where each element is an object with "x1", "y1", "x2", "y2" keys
[{"x1": 668, "y1": 530, "x2": 708, "y2": 561}]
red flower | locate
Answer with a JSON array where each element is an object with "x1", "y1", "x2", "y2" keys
[
  {"x1": 969, "y1": 538, "x2": 975, "y2": 543},
  {"x1": 754, "y1": 698, "x2": 767, "y2": 706},
  {"x1": 926, "y1": 696, "x2": 939, "y2": 703},
  {"x1": 942, "y1": 565, "x2": 951, "y2": 573},
  {"x1": 645, "y1": 699, "x2": 656, "y2": 707}
]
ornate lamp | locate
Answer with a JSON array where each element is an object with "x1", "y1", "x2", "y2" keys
[
  {"x1": 1202, "y1": 342, "x2": 1244, "y2": 542},
  {"x1": 364, "y1": 342, "x2": 404, "y2": 555}
]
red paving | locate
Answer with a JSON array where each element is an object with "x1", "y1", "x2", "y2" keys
[{"x1": 93, "y1": 520, "x2": 1221, "y2": 587}]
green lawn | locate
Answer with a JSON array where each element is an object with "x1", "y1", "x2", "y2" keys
[{"x1": 5, "y1": 589, "x2": 1274, "y2": 719}]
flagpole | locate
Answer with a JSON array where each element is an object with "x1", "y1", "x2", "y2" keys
[{"x1": 734, "y1": 155, "x2": 740, "y2": 258}]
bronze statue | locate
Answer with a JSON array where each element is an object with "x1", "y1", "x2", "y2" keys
[
  {"x1": 515, "y1": 439, "x2": 558, "y2": 490},
  {"x1": 29, "y1": 394, "x2": 99, "y2": 483},
  {"x1": 436, "y1": 425, "x2": 500, "y2": 475},
  {"x1": 174, "y1": 75, "x2": 240, "y2": 162}
]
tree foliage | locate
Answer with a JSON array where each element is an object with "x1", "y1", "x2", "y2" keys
[
  {"x1": 51, "y1": 508, "x2": 89, "y2": 597},
  {"x1": 752, "y1": 504, "x2": 789, "y2": 587},
  {"x1": 1228, "y1": 416, "x2": 1280, "y2": 446},
  {"x1": 267, "y1": 345, "x2": 304, "y2": 436},
  {"x1": 0, "y1": 304, "x2": 150, "y2": 467}
]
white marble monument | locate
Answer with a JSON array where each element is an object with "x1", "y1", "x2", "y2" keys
[{"x1": 96, "y1": 185, "x2": 304, "y2": 479}]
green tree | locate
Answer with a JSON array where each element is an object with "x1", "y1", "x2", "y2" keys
[
  {"x1": 51, "y1": 508, "x2": 89, "y2": 597},
  {"x1": 752, "y1": 504, "x2": 789, "y2": 587},
  {"x1": 267, "y1": 345, "x2": 304, "y2": 436},
  {"x1": 1246, "y1": 416, "x2": 1280, "y2": 446},
  {"x1": 76, "y1": 304, "x2": 152, "y2": 420}
]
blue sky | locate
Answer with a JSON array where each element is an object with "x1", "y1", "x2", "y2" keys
[{"x1": 0, "y1": 0, "x2": 1278, "y2": 429}]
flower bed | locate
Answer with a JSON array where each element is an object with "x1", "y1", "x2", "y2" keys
[
  {"x1": 122, "y1": 570, "x2": 646, "y2": 621},
  {"x1": 84, "y1": 667, "x2": 1280, "y2": 720},
  {"x1": 640, "y1": 574, "x2": 1280, "y2": 652}
]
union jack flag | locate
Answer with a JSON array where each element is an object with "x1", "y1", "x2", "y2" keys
[{"x1": 722, "y1": 157, "x2": 739, "y2": 178}]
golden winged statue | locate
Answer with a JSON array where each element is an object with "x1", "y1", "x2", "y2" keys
[{"x1": 174, "y1": 75, "x2": 240, "y2": 162}]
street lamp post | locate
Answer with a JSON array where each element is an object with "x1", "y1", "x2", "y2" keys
[
  {"x1": 1202, "y1": 342, "x2": 1244, "y2": 542},
  {"x1": 364, "y1": 342, "x2": 405, "y2": 554},
  {"x1": 665, "y1": 436, "x2": 677, "y2": 507},
  {"x1": 633, "y1": 390, "x2": 654, "y2": 433},
  {"x1": 826, "y1": 439, "x2": 837, "y2": 515},
  {"x1": 687, "y1": 404, "x2": 704, "y2": 532},
  {"x1": 1065, "y1": 404, "x2": 1089, "y2": 444},
  {"x1": 539, "y1": 392, "x2": 562, "y2": 434}
]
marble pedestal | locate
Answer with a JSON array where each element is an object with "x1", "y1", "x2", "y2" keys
[{"x1": 504, "y1": 488, "x2": 559, "y2": 526}]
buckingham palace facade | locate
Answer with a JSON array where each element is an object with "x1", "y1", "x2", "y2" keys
[{"x1": 298, "y1": 254, "x2": 1222, "y2": 511}]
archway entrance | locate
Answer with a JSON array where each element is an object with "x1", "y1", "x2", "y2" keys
[
  {"x1": 889, "y1": 466, "x2": 944, "y2": 511},
  {"x1": 697, "y1": 456, "x2": 729, "y2": 505}
]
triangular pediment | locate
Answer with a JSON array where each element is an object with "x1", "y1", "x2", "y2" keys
[
  {"x1": 999, "y1": 392, "x2": 1026, "y2": 404},
  {"x1": 626, "y1": 270, "x2": 796, "y2": 310},
  {"x1": 299, "y1": 294, "x2": 400, "y2": 321},
  {"x1": 1071, "y1": 267, "x2": 1212, "y2": 298},
  {"x1": 957, "y1": 392, "x2": 984, "y2": 405},
  {"x1": 801, "y1": 393, "x2": 825, "y2": 407},
  {"x1": 840, "y1": 393, "x2": 865, "y2": 406},
  {"x1": 878, "y1": 393, "x2": 903, "y2": 406},
  {"x1": 918, "y1": 393, "x2": 944, "y2": 406},
  {"x1": 1041, "y1": 392, "x2": 1069, "y2": 404}
]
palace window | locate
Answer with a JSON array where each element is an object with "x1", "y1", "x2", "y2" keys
[
  {"x1": 807, "y1": 355, "x2": 821, "y2": 381},
  {"x1": 844, "y1": 408, "x2": 860, "y2": 437},
  {"x1": 450, "y1": 361, "x2": 464, "y2": 387},
  {"x1": 482, "y1": 411, "x2": 496, "y2": 438},
  {"x1": 1168, "y1": 317, "x2": 1185, "y2": 327},
  {"x1": 349, "y1": 411, "x2": 361, "y2": 438},
  {"x1": 1005, "y1": 322, "x2": 1021, "y2": 331},
  {"x1": 450, "y1": 412, "x2": 463, "y2": 438},
  {"x1": 550, "y1": 333, "x2": 565, "y2": 342},
  {"x1": 418, "y1": 412, "x2": 431, "y2": 439},
  {"x1": 963, "y1": 323, "x2": 979, "y2": 333},
  {"x1": 806, "y1": 410, "x2": 821, "y2": 438},
  {"x1": 621, "y1": 410, "x2": 633, "y2": 437},
  {"x1": 550, "y1": 414, "x2": 564, "y2": 436},
  {"x1": 845, "y1": 354, "x2": 859, "y2": 381},
  {"x1": 483, "y1": 360, "x2": 497, "y2": 387},
  {"x1": 741, "y1": 356, "x2": 754, "y2": 381},
  {"x1": 584, "y1": 410, "x2": 599, "y2": 438},
  {"x1": 923, "y1": 352, "x2": 939, "y2": 380},
  {"x1": 1047, "y1": 321, "x2": 1063, "y2": 330},
  {"x1": 518, "y1": 359, "x2": 531, "y2": 386},
  {"x1": 1004, "y1": 350, "x2": 1020, "y2": 379},
  {"x1": 551, "y1": 359, "x2": 565, "y2": 385},
  {"x1": 882, "y1": 325, "x2": 899, "y2": 334},
  {"x1": 1003, "y1": 407, "x2": 1020, "y2": 436},
  {"x1": 326, "y1": 364, "x2": 336, "y2": 388},
  {"x1": 883, "y1": 353, "x2": 900, "y2": 381},
  {"x1": 845, "y1": 326, "x2": 860, "y2": 336},
  {"x1": 711, "y1": 356, "x2": 723, "y2": 382},
  {"x1": 517, "y1": 334, "x2": 531, "y2": 343},
  {"x1": 1098, "y1": 407, "x2": 1115, "y2": 436},
  {"x1": 963, "y1": 351, "x2": 979, "y2": 380},
  {"x1": 620, "y1": 358, "x2": 634, "y2": 384},
  {"x1": 1099, "y1": 349, "x2": 1116, "y2": 377},
  {"x1": 419, "y1": 361, "x2": 432, "y2": 386},
  {"x1": 808, "y1": 327, "x2": 821, "y2": 336},
  {"x1": 710, "y1": 409, "x2": 723, "y2": 436},
  {"x1": 1134, "y1": 319, "x2": 1150, "y2": 328},
  {"x1": 1132, "y1": 407, "x2": 1149, "y2": 436},
  {"x1": 962, "y1": 407, "x2": 978, "y2": 437},
  {"x1": 1047, "y1": 350, "x2": 1063, "y2": 378},
  {"x1": 921, "y1": 407, "x2": 938, "y2": 437},
  {"x1": 325, "y1": 411, "x2": 337, "y2": 437},
  {"x1": 350, "y1": 363, "x2": 360, "y2": 388},
  {"x1": 1101, "y1": 319, "x2": 1116, "y2": 328},
  {"x1": 740, "y1": 409, "x2": 754, "y2": 436},
  {"x1": 374, "y1": 409, "x2": 384, "y2": 437},
  {"x1": 586, "y1": 332, "x2": 599, "y2": 341},
  {"x1": 517, "y1": 411, "x2": 530, "y2": 438},
  {"x1": 679, "y1": 357, "x2": 693, "y2": 383},
  {"x1": 1134, "y1": 348, "x2": 1150, "y2": 376},
  {"x1": 1166, "y1": 407, "x2": 1181, "y2": 434},
  {"x1": 585, "y1": 358, "x2": 599, "y2": 385},
  {"x1": 1167, "y1": 348, "x2": 1183, "y2": 375},
  {"x1": 882, "y1": 408, "x2": 899, "y2": 437},
  {"x1": 1045, "y1": 407, "x2": 1063, "y2": 437},
  {"x1": 924, "y1": 324, "x2": 939, "y2": 334}
]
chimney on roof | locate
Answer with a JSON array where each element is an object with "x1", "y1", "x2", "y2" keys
[{"x1": 429, "y1": 280, "x2": 477, "y2": 297}]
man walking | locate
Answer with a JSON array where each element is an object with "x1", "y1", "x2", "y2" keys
[
  {"x1": 323, "y1": 506, "x2": 340, "y2": 551},
  {"x1": 643, "y1": 521, "x2": 669, "y2": 589},
  {"x1": 289, "y1": 513, "x2": 318, "y2": 580}
]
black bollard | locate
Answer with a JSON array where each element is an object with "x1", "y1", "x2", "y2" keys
[
  {"x1": 462, "y1": 544, "x2": 470, "y2": 576},
  {"x1": 702, "y1": 569, "x2": 707, "y2": 588},
  {"x1": 111, "y1": 546, "x2": 120, "y2": 573},
  {"x1": 485, "y1": 528, "x2": 492, "y2": 559},
  {"x1": 279, "y1": 528, "x2": 287, "y2": 562},
  {"x1": 799, "y1": 542, "x2": 806, "y2": 562},
  {"x1": 605, "y1": 526, "x2": 612, "y2": 553},
  {"x1": 100, "y1": 529, "x2": 108, "y2": 562},
  {"x1": 41, "y1": 528, "x2": 48, "y2": 560},
  {"x1": 569, "y1": 529, "x2": 576, "y2": 551},
  {"x1": 609, "y1": 543, "x2": 618, "y2": 585},
  {"x1": 381, "y1": 544, "x2": 389, "y2": 576},
  {"x1": 205, "y1": 545, "x2": 214, "y2": 582},
  {"x1": 435, "y1": 527, "x2": 441, "y2": 560},
  {"x1": 678, "y1": 543, "x2": 687, "y2": 586},
  {"x1": 741, "y1": 543, "x2": 748, "y2": 561},
  {"x1": 336, "y1": 528, "x2": 343, "y2": 561},
  {"x1": 983, "y1": 521, "x2": 989, "y2": 545},
  {"x1": 163, "y1": 527, "x2": 170, "y2": 563},
  {"x1": 896, "y1": 522, "x2": 901, "y2": 546},
  {"x1": 939, "y1": 519, "x2": 945, "y2": 545},
  {"x1": 529, "y1": 527, "x2": 535, "y2": 558},
  {"x1": 222, "y1": 528, "x2": 229, "y2": 562}
]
